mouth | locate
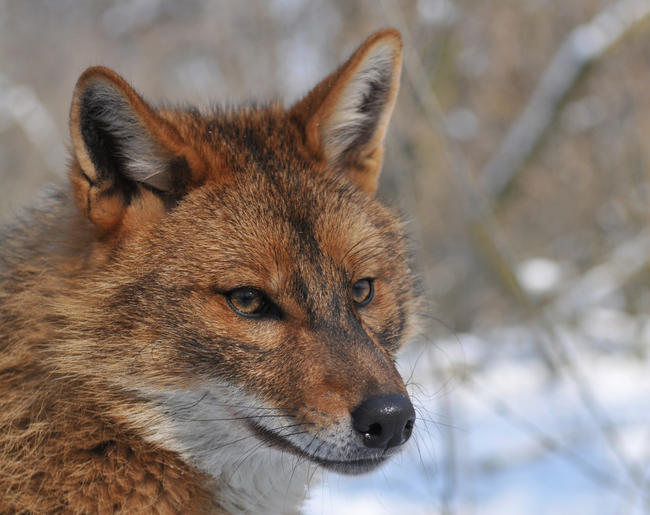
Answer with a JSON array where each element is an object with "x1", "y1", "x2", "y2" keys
[{"x1": 245, "y1": 419, "x2": 390, "y2": 475}]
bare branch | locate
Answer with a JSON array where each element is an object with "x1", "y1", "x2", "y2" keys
[{"x1": 481, "y1": 0, "x2": 650, "y2": 200}]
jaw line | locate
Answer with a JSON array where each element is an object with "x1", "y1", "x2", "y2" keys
[{"x1": 244, "y1": 419, "x2": 390, "y2": 475}]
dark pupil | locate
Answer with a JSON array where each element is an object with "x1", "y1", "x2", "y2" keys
[
  {"x1": 234, "y1": 289, "x2": 258, "y2": 309},
  {"x1": 354, "y1": 280, "x2": 369, "y2": 301}
]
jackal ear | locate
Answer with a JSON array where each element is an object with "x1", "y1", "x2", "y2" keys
[
  {"x1": 69, "y1": 67, "x2": 205, "y2": 233},
  {"x1": 290, "y1": 29, "x2": 402, "y2": 195}
]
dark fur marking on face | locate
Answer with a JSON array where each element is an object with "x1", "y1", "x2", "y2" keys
[
  {"x1": 325, "y1": 293, "x2": 343, "y2": 323},
  {"x1": 289, "y1": 213, "x2": 322, "y2": 266},
  {"x1": 89, "y1": 440, "x2": 116, "y2": 457},
  {"x1": 314, "y1": 302, "x2": 375, "y2": 356},
  {"x1": 109, "y1": 274, "x2": 158, "y2": 309},
  {"x1": 289, "y1": 272, "x2": 314, "y2": 318},
  {"x1": 173, "y1": 328, "x2": 277, "y2": 380},
  {"x1": 207, "y1": 114, "x2": 288, "y2": 174},
  {"x1": 175, "y1": 333, "x2": 226, "y2": 368},
  {"x1": 241, "y1": 126, "x2": 273, "y2": 168}
]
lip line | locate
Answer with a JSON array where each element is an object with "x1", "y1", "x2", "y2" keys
[{"x1": 244, "y1": 419, "x2": 387, "y2": 469}]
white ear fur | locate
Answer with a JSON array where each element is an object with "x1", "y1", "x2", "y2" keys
[
  {"x1": 321, "y1": 41, "x2": 400, "y2": 165},
  {"x1": 292, "y1": 29, "x2": 402, "y2": 194},
  {"x1": 79, "y1": 81, "x2": 172, "y2": 191}
]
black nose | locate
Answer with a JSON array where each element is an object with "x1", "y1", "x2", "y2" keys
[{"x1": 351, "y1": 394, "x2": 416, "y2": 449}]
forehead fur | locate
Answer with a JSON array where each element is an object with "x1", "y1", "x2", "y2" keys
[{"x1": 151, "y1": 105, "x2": 407, "y2": 280}]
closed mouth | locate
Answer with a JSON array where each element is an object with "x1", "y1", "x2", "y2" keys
[
  {"x1": 309, "y1": 454, "x2": 388, "y2": 474},
  {"x1": 245, "y1": 419, "x2": 389, "y2": 475}
]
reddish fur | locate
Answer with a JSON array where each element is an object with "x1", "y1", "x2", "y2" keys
[{"x1": 0, "y1": 30, "x2": 417, "y2": 513}]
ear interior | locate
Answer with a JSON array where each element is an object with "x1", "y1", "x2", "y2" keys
[
  {"x1": 77, "y1": 79, "x2": 174, "y2": 192},
  {"x1": 320, "y1": 41, "x2": 399, "y2": 164},
  {"x1": 292, "y1": 29, "x2": 403, "y2": 194},
  {"x1": 69, "y1": 67, "x2": 204, "y2": 233}
]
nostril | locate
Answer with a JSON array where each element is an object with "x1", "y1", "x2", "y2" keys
[
  {"x1": 404, "y1": 418, "x2": 414, "y2": 439},
  {"x1": 351, "y1": 394, "x2": 416, "y2": 450},
  {"x1": 367, "y1": 422, "x2": 382, "y2": 437}
]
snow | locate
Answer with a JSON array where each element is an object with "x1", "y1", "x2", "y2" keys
[{"x1": 516, "y1": 258, "x2": 563, "y2": 296}]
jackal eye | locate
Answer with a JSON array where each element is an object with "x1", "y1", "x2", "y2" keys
[
  {"x1": 226, "y1": 287, "x2": 278, "y2": 318},
  {"x1": 227, "y1": 288, "x2": 264, "y2": 316},
  {"x1": 352, "y1": 278, "x2": 374, "y2": 307}
]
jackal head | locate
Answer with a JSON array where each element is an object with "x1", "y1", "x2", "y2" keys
[{"x1": 65, "y1": 29, "x2": 418, "y2": 477}]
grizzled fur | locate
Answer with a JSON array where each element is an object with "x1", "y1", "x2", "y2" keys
[{"x1": 0, "y1": 29, "x2": 417, "y2": 513}]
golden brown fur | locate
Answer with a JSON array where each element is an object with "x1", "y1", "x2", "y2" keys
[{"x1": 0, "y1": 29, "x2": 417, "y2": 513}]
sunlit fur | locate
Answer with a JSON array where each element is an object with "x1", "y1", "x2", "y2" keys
[{"x1": 0, "y1": 29, "x2": 418, "y2": 513}]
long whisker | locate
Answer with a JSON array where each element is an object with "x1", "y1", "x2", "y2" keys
[
  {"x1": 231, "y1": 429, "x2": 311, "y2": 476},
  {"x1": 340, "y1": 238, "x2": 367, "y2": 263},
  {"x1": 208, "y1": 403, "x2": 286, "y2": 411},
  {"x1": 172, "y1": 391, "x2": 210, "y2": 413},
  {"x1": 286, "y1": 429, "x2": 321, "y2": 492},
  {"x1": 186, "y1": 413, "x2": 296, "y2": 423},
  {"x1": 205, "y1": 422, "x2": 313, "y2": 453}
]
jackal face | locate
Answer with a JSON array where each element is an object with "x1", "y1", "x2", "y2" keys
[{"x1": 66, "y1": 30, "x2": 417, "y2": 475}]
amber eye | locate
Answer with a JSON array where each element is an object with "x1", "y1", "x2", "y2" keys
[
  {"x1": 352, "y1": 278, "x2": 374, "y2": 306},
  {"x1": 226, "y1": 287, "x2": 267, "y2": 317}
]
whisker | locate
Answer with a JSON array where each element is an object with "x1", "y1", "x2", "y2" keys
[
  {"x1": 172, "y1": 391, "x2": 210, "y2": 413},
  {"x1": 311, "y1": 437, "x2": 328, "y2": 461},
  {"x1": 232, "y1": 440, "x2": 269, "y2": 475},
  {"x1": 209, "y1": 403, "x2": 286, "y2": 412},
  {"x1": 208, "y1": 433, "x2": 262, "y2": 451},
  {"x1": 403, "y1": 344, "x2": 429, "y2": 387},
  {"x1": 340, "y1": 238, "x2": 366, "y2": 263},
  {"x1": 306, "y1": 460, "x2": 320, "y2": 489},
  {"x1": 206, "y1": 422, "x2": 313, "y2": 453},
  {"x1": 231, "y1": 429, "x2": 311, "y2": 476},
  {"x1": 287, "y1": 449, "x2": 307, "y2": 494},
  {"x1": 186, "y1": 413, "x2": 295, "y2": 423}
]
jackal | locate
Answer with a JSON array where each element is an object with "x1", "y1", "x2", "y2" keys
[{"x1": 0, "y1": 29, "x2": 418, "y2": 513}]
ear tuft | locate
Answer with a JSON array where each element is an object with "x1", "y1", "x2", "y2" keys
[{"x1": 291, "y1": 29, "x2": 402, "y2": 195}]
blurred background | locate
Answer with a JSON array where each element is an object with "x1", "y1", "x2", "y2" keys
[{"x1": 2, "y1": 0, "x2": 650, "y2": 513}]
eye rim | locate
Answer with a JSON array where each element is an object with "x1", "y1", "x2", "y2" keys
[
  {"x1": 225, "y1": 287, "x2": 279, "y2": 319},
  {"x1": 352, "y1": 278, "x2": 375, "y2": 307}
]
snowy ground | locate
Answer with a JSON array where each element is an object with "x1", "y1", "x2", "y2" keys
[{"x1": 304, "y1": 319, "x2": 650, "y2": 514}]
